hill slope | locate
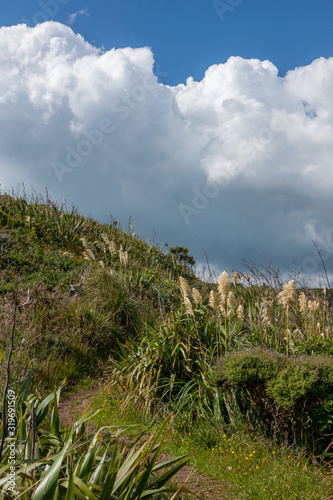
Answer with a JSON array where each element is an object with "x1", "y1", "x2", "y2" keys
[{"x1": 0, "y1": 192, "x2": 198, "y2": 392}]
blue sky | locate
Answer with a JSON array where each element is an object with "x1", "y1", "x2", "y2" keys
[
  {"x1": 1, "y1": 0, "x2": 333, "y2": 85},
  {"x1": 1, "y1": 1, "x2": 333, "y2": 280}
]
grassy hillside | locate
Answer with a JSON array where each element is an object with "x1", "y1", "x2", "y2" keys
[
  {"x1": 0, "y1": 192, "x2": 201, "y2": 393},
  {"x1": 1, "y1": 192, "x2": 333, "y2": 499}
]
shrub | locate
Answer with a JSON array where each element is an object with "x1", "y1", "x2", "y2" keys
[
  {"x1": 211, "y1": 348, "x2": 285, "y2": 385},
  {"x1": 266, "y1": 356, "x2": 333, "y2": 410},
  {"x1": 210, "y1": 349, "x2": 333, "y2": 453}
]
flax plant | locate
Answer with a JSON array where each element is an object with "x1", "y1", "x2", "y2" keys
[{"x1": 0, "y1": 382, "x2": 189, "y2": 499}]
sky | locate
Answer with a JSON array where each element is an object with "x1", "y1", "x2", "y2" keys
[{"x1": 0, "y1": 0, "x2": 333, "y2": 282}]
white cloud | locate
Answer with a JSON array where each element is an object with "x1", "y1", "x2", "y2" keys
[
  {"x1": 68, "y1": 8, "x2": 89, "y2": 26},
  {"x1": 0, "y1": 22, "x2": 333, "y2": 280}
]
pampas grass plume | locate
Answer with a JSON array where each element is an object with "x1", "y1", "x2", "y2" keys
[
  {"x1": 218, "y1": 271, "x2": 230, "y2": 296},
  {"x1": 278, "y1": 280, "x2": 297, "y2": 309},
  {"x1": 192, "y1": 288, "x2": 201, "y2": 305},
  {"x1": 179, "y1": 277, "x2": 191, "y2": 300},
  {"x1": 83, "y1": 249, "x2": 95, "y2": 261},
  {"x1": 227, "y1": 291, "x2": 236, "y2": 318},
  {"x1": 109, "y1": 241, "x2": 117, "y2": 255},
  {"x1": 119, "y1": 248, "x2": 128, "y2": 266},
  {"x1": 184, "y1": 296, "x2": 194, "y2": 316},
  {"x1": 262, "y1": 299, "x2": 274, "y2": 327},
  {"x1": 308, "y1": 299, "x2": 319, "y2": 314},
  {"x1": 237, "y1": 304, "x2": 245, "y2": 321},
  {"x1": 227, "y1": 291, "x2": 236, "y2": 310},
  {"x1": 218, "y1": 271, "x2": 230, "y2": 309},
  {"x1": 209, "y1": 290, "x2": 218, "y2": 309},
  {"x1": 101, "y1": 233, "x2": 117, "y2": 255},
  {"x1": 298, "y1": 292, "x2": 308, "y2": 314}
]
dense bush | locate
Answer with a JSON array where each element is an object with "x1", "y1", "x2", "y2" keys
[
  {"x1": 213, "y1": 348, "x2": 285, "y2": 384},
  {"x1": 267, "y1": 355, "x2": 333, "y2": 409},
  {"x1": 210, "y1": 349, "x2": 333, "y2": 452}
]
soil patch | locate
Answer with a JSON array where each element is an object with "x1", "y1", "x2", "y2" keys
[
  {"x1": 58, "y1": 386, "x2": 99, "y2": 427},
  {"x1": 159, "y1": 453, "x2": 235, "y2": 499}
]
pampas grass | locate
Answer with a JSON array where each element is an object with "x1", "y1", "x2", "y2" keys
[
  {"x1": 261, "y1": 299, "x2": 274, "y2": 327},
  {"x1": 184, "y1": 296, "x2": 194, "y2": 316},
  {"x1": 83, "y1": 248, "x2": 95, "y2": 261},
  {"x1": 218, "y1": 271, "x2": 230, "y2": 297},
  {"x1": 277, "y1": 280, "x2": 297, "y2": 309},
  {"x1": 237, "y1": 304, "x2": 245, "y2": 321},
  {"x1": 119, "y1": 248, "x2": 128, "y2": 267},
  {"x1": 101, "y1": 232, "x2": 117, "y2": 255},
  {"x1": 192, "y1": 288, "x2": 201, "y2": 305},
  {"x1": 80, "y1": 236, "x2": 96, "y2": 261},
  {"x1": 227, "y1": 291, "x2": 236, "y2": 318},
  {"x1": 218, "y1": 271, "x2": 230, "y2": 310},
  {"x1": 179, "y1": 276, "x2": 191, "y2": 300},
  {"x1": 308, "y1": 299, "x2": 320, "y2": 314},
  {"x1": 174, "y1": 267, "x2": 331, "y2": 355},
  {"x1": 208, "y1": 290, "x2": 218, "y2": 310},
  {"x1": 179, "y1": 277, "x2": 194, "y2": 314},
  {"x1": 299, "y1": 292, "x2": 308, "y2": 314}
]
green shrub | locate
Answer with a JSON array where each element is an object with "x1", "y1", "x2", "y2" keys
[
  {"x1": 211, "y1": 348, "x2": 285, "y2": 385},
  {"x1": 266, "y1": 356, "x2": 333, "y2": 409},
  {"x1": 210, "y1": 349, "x2": 333, "y2": 453}
]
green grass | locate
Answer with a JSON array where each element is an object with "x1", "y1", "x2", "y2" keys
[
  {"x1": 93, "y1": 382, "x2": 333, "y2": 500},
  {"x1": 167, "y1": 428, "x2": 330, "y2": 499}
]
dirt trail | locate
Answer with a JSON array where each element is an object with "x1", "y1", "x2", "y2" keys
[
  {"x1": 58, "y1": 386, "x2": 98, "y2": 427},
  {"x1": 58, "y1": 386, "x2": 233, "y2": 500}
]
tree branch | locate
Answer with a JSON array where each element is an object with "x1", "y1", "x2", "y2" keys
[{"x1": 0, "y1": 291, "x2": 18, "y2": 461}]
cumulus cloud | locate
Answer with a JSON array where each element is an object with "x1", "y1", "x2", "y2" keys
[{"x1": 0, "y1": 22, "x2": 332, "y2": 281}]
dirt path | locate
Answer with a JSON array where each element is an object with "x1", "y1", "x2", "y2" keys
[
  {"x1": 57, "y1": 386, "x2": 233, "y2": 500},
  {"x1": 58, "y1": 386, "x2": 98, "y2": 427}
]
